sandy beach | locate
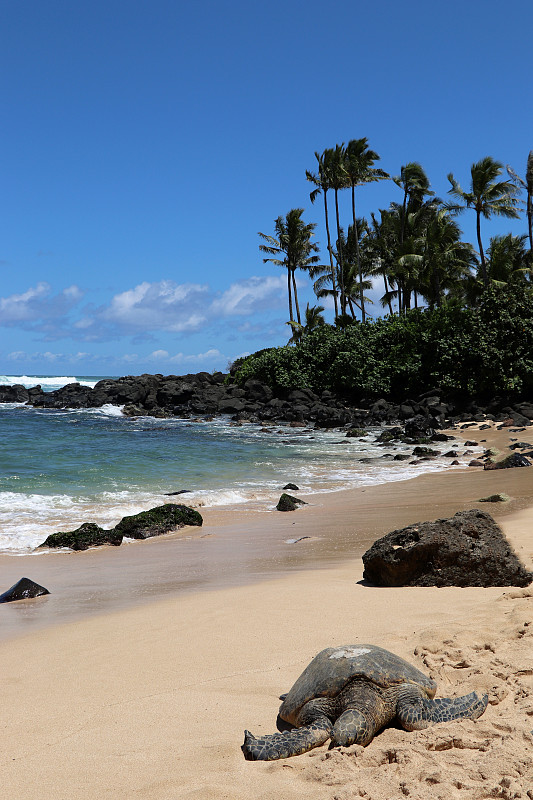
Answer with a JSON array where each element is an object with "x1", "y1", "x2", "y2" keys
[{"x1": 0, "y1": 423, "x2": 532, "y2": 799}]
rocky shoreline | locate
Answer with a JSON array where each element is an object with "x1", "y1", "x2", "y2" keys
[{"x1": 2, "y1": 371, "x2": 533, "y2": 430}]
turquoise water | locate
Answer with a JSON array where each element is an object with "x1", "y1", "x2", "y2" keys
[{"x1": 0, "y1": 375, "x2": 470, "y2": 554}]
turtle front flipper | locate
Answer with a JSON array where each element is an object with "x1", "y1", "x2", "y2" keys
[
  {"x1": 242, "y1": 720, "x2": 332, "y2": 761},
  {"x1": 397, "y1": 687, "x2": 489, "y2": 731}
]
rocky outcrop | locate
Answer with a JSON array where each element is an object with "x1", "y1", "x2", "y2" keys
[
  {"x1": 113, "y1": 503, "x2": 202, "y2": 539},
  {"x1": 5, "y1": 369, "x2": 533, "y2": 430},
  {"x1": 0, "y1": 577, "x2": 50, "y2": 602},
  {"x1": 0, "y1": 384, "x2": 30, "y2": 403},
  {"x1": 362, "y1": 509, "x2": 532, "y2": 587},
  {"x1": 40, "y1": 523, "x2": 123, "y2": 550}
]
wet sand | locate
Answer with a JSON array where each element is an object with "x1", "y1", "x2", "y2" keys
[
  {"x1": 0, "y1": 422, "x2": 532, "y2": 798},
  {"x1": 1, "y1": 423, "x2": 532, "y2": 641}
]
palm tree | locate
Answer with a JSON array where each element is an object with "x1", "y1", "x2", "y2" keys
[
  {"x1": 312, "y1": 223, "x2": 374, "y2": 320},
  {"x1": 258, "y1": 209, "x2": 320, "y2": 325},
  {"x1": 287, "y1": 303, "x2": 327, "y2": 343},
  {"x1": 486, "y1": 233, "x2": 530, "y2": 285},
  {"x1": 365, "y1": 210, "x2": 399, "y2": 315},
  {"x1": 328, "y1": 144, "x2": 348, "y2": 315},
  {"x1": 343, "y1": 138, "x2": 389, "y2": 321},
  {"x1": 371, "y1": 203, "x2": 418, "y2": 312},
  {"x1": 507, "y1": 151, "x2": 533, "y2": 258},
  {"x1": 399, "y1": 206, "x2": 476, "y2": 308},
  {"x1": 447, "y1": 156, "x2": 521, "y2": 285},
  {"x1": 306, "y1": 150, "x2": 338, "y2": 317},
  {"x1": 393, "y1": 162, "x2": 434, "y2": 245}
]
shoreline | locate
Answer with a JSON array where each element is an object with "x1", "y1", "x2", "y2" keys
[
  {"x1": 0, "y1": 404, "x2": 469, "y2": 554},
  {"x1": 1, "y1": 422, "x2": 532, "y2": 643},
  {"x1": 0, "y1": 421, "x2": 532, "y2": 797}
]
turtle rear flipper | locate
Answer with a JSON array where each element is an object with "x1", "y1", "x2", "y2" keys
[{"x1": 397, "y1": 689, "x2": 488, "y2": 731}]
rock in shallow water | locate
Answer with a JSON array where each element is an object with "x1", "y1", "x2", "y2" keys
[
  {"x1": 113, "y1": 503, "x2": 202, "y2": 539},
  {"x1": 276, "y1": 494, "x2": 307, "y2": 512},
  {"x1": 40, "y1": 523, "x2": 123, "y2": 551},
  {"x1": 362, "y1": 509, "x2": 532, "y2": 587},
  {"x1": 0, "y1": 577, "x2": 50, "y2": 603},
  {"x1": 39, "y1": 504, "x2": 203, "y2": 549}
]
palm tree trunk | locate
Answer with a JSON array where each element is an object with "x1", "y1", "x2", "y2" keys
[
  {"x1": 400, "y1": 190, "x2": 408, "y2": 244},
  {"x1": 527, "y1": 152, "x2": 533, "y2": 256},
  {"x1": 383, "y1": 273, "x2": 393, "y2": 315},
  {"x1": 334, "y1": 188, "x2": 345, "y2": 316},
  {"x1": 351, "y1": 183, "x2": 364, "y2": 322},
  {"x1": 433, "y1": 265, "x2": 441, "y2": 308},
  {"x1": 527, "y1": 191, "x2": 533, "y2": 258},
  {"x1": 291, "y1": 270, "x2": 301, "y2": 325},
  {"x1": 287, "y1": 269, "x2": 294, "y2": 322},
  {"x1": 476, "y1": 209, "x2": 488, "y2": 285},
  {"x1": 323, "y1": 191, "x2": 338, "y2": 318}
]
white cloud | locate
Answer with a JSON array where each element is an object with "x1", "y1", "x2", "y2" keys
[
  {"x1": 102, "y1": 280, "x2": 209, "y2": 333},
  {"x1": 210, "y1": 276, "x2": 286, "y2": 316},
  {"x1": 0, "y1": 283, "x2": 84, "y2": 330},
  {"x1": 0, "y1": 273, "x2": 294, "y2": 344},
  {"x1": 169, "y1": 348, "x2": 223, "y2": 363},
  {"x1": 0, "y1": 282, "x2": 51, "y2": 321},
  {"x1": 7, "y1": 349, "x2": 93, "y2": 364},
  {"x1": 146, "y1": 348, "x2": 224, "y2": 364}
]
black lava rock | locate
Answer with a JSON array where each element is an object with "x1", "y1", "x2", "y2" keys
[
  {"x1": 362, "y1": 509, "x2": 532, "y2": 587},
  {"x1": 276, "y1": 494, "x2": 307, "y2": 512},
  {"x1": 0, "y1": 577, "x2": 50, "y2": 603},
  {"x1": 114, "y1": 503, "x2": 202, "y2": 539},
  {"x1": 40, "y1": 523, "x2": 123, "y2": 551}
]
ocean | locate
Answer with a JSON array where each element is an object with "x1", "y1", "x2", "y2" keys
[{"x1": 0, "y1": 374, "x2": 474, "y2": 555}]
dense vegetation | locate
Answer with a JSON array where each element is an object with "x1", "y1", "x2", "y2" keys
[
  {"x1": 234, "y1": 284, "x2": 533, "y2": 402},
  {"x1": 234, "y1": 143, "x2": 533, "y2": 402}
]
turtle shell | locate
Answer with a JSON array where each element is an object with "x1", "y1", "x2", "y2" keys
[{"x1": 279, "y1": 644, "x2": 437, "y2": 725}]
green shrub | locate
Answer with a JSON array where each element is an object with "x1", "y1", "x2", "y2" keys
[{"x1": 233, "y1": 285, "x2": 533, "y2": 401}]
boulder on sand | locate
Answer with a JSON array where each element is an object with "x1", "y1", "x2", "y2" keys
[
  {"x1": 114, "y1": 503, "x2": 203, "y2": 539},
  {"x1": 362, "y1": 509, "x2": 532, "y2": 587},
  {"x1": 0, "y1": 577, "x2": 50, "y2": 603}
]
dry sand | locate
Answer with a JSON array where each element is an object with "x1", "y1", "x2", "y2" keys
[{"x1": 0, "y1": 422, "x2": 532, "y2": 799}]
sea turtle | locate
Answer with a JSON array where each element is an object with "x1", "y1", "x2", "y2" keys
[{"x1": 242, "y1": 644, "x2": 488, "y2": 760}]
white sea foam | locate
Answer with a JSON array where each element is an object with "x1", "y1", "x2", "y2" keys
[
  {"x1": 0, "y1": 407, "x2": 484, "y2": 555},
  {"x1": 0, "y1": 374, "x2": 99, "y2": 390},
  {"x1": 83, "y1": 404, "x2": 125, "y2": 417},
  {"x1": 0, "y1": 489, "x2": 159, "y2": 553}
]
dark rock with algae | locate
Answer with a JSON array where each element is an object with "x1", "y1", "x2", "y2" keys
[
  {"x1": 40, "y1": 523, "x2": 123, "y2": 551},
  {"x1": 113, "y1": 503, "x2": 202, "y2": 539}
]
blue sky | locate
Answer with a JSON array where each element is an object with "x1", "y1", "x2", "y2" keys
[{"x1": 1, "y1": 0, "x2": 532, "y2": 376}]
